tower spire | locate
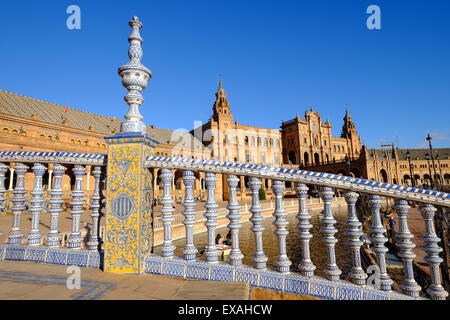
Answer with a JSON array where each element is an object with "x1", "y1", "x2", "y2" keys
[{"x1": 118, "y1": 16, "x2": 152, "y2": 133}]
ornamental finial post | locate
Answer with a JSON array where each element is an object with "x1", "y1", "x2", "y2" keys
[{"x1": 118, "y1": 16, "x2": 152, "y2": 133}]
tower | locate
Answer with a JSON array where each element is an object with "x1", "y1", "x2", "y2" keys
[
  {"x1": 341, "y1": 108, "x2": 362, "y2": 159},
  {"x1": 212, "y1": 78, "x2": 233, "y2": 122}
]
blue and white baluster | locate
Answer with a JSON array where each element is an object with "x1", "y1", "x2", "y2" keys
[
  {"x1": 68, "y1": 165, "x2": 86, "y2": 249},
  {"x1": 87, "y1": 166, "x2": 102, "y2": 250},
  {"x1": 394, "y1": 199, "x2": 421, "y2": 298},
  {"x1": 271, "y1": 180, "x2": 292, "y2": 274},
  {"x1": 46, "y1": 164, "x2": 66, "y2": 247},
  {"x1": 0, "y1": 163, "x2": 8, "y2": 215},
  {"x1": 226, "y1": 175, "x2": 244, "y2": 267},
  {"x1": 248, "y1": 177, "x2": 268, "y2": 270},
  {"x1": 28, "y1": 163, "x2": 47, "y2": 245},
  {"x1": 182, "y1": 170, "x2": 198, "y2": 261},
  {"x1": 344, "y1": 191, "x2": 367, "y2": 285},
  {"x1": 320, "y1": 187, "x2": 341, "y2": 281},
  {"x1": 420, "y1": 204, "x2": 448, "y2": 300},
  {"x1": 368, "y1": 195, "x2": 392, "y2": 291},
  {"x1": 7, "y1": 163, "x2": 29, "y2": 244},
  {"x1": 0, "y1": 163, "x2": 8, "y2": 235},
  {"x1": 295, "y1": 183, "x2": 316, "y2": 277},
  {"x1": 160, "y1": 169, "x2": 175, "y2": 258},
  {"x1": 204, "y1": 172, "x2": 219, "y2": 263}
]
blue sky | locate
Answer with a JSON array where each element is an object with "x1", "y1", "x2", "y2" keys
[{"x1": 0, "y1": 0, "x2": 449, "y2": 148}]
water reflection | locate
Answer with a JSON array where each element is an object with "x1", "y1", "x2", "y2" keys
[{"x1": 155, "y1": 205, "x2": 355, "y2": 279}]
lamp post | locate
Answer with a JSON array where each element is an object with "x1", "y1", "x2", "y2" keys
[
  {"x1": 435, "y1": 152, "x2": 443, "y2": 186},
  {"x1": 425, "y1": 153, "x2": 434, "y2": 189},
  {"x1": 426, "y1": 134, "x2": 438, "y2": 189},
  {"x1": 406, "y1": 150, "x2": 415, "y2": 187}
]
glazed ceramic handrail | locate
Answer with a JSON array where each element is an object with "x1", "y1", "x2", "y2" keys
[
  {"x1": 0, "y1": 151, "x2": 107, "y2": 166},
  {"x1": 145, "y1": 156, "x2": 450, "y2": 208}
]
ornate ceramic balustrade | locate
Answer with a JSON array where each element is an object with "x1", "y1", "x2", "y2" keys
[
  {"x1": 0, "y1": 151, "x2": 107, "y2": 269},
  {"x1": 0, "y1": 152, "x2": 449, "y2": 300},
  {"x1": 143, "y1": 155, "x2": 449, "y2": 300}
]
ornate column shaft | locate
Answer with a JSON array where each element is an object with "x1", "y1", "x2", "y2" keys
[
  {"x1": 368, "y1": 195, "x2": 392, "y2": 291},
  {"x1": 46, "y1": 164, "x2": 66, "y2": 247},
  {"x1": 0, "y1": 163, "x2": 8, "y2": 214},
  {"x1": 28, "y1": 163, "x2": 46, "y2": 245},
  {"x1": 248, "y1": 177, "x2": 268, "y2": 270},
  {"x1": 87, "y1": 166, "x2": 102, "y2": 250},
  {"x1": 419, "y1": 204, "x2": 448, "y2": 300},
  {"x1": 104, "y1": 16, "x2": 156, "y2": 275},
  {"x1": 68, "y1": 165, "x2": 86, "y2": 249},
  {"x1": 182, "y1": 170, "x2": 197, "y2": 261},
  {"x1": 118, "y1": 16, "x2": 152, "y2": 133},
  {"x1": 160, "y1": 169, "x2": 175, "y2": 258},
  {"x1": 271, "y1": 180, "x2": 291, "y2": 273},
  {"x1": 7, "y1": 163, "x2": 28, "y2": 244},
  {"x1": 344, "y1": 191, "x2": 367, "y2": 285},
  {"x1": 8, "y1": 167, "x2": 14, "y2": 191},
  {"x1": 226, "y1": 175, "x2": 243, "y2": 266},
  {"x1": 394, "y1": 199, "x2": 421, "y2": 297},
  {"x1": 320, "y1": 187, "x2": 341, "y2": 282},
  {"x1": 295, "y1": 183, "x2": 316, "y2": 277},
  {"x1": 204, "y1": 172, "x2": 219, "y2": 263}
]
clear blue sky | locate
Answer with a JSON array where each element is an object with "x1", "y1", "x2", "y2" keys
[{"x1": 0, "y1": 0, "x2": 449, "y2": 149}]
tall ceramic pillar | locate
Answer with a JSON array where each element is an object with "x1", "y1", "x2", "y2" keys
[
  {"x1": 295, "y1": 183, "x2": 316, "y2": 277},
  {"x1": 394, "y1": 199, "x2": 421, "y2": 297},
  {"x1": 104, "y1": 16, "x2": 156, "y2": 274},
  {"x1": 160, "y1": 169, "x2": 175, "y2": 258},
  {"x1": 46, "y1": 164, "x2": 66, "y2": 247},
  {"x1": 182, "y1": 170, "x2": 197, "y2": 261},
  {"x1": 320, "y1": 187, "x2": 341, "y2": 282},
  {"x1": 419, "y1": 204, "x2": 448, "y2": 300},
  {"x1": 344, "y1": 191, "x2": 367, "y2": 286},
  {"x1": 28, "y1": 163, "x2": 46, "y2": 245},
  {"x1": 204, "y1": 172, "x2": 219, "y2": 263},
  {"x1": 87, "y1": 166, "x2": 102, "y2": 250},
  {"x1": 226, "y1": 175, "x2": 243, "y2": 266},
  {"x1": 368, "y1": 195, "x2": 392, "y2": 291},
  {"x1": 7, "y1": 163, "x2": 28, "y2": 244},
  {"x1": 248, "y1": 177, "x2": 268, "y2": 270},
  {"x1": 68, "y1": 165, "x2": 86, "y2": 249},
  {"x1": 271, "y1": 180, "x2": 291, "y2": 273}
]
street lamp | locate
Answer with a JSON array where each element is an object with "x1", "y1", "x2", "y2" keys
[
  {"x1": 426, "y1": 134, "x2": 438, "y2": 188},
  {"x1": 436, "y1": 152, "x2": 443, "y2": 185},
  {"x1": 406, "y1": 150, "x2": 415, "y2": 187},
  {"x1": 425, "y1": 152, "x2": 434, "y2": 189}
]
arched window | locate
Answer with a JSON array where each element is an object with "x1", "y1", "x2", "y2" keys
[
  {"x1": 2, "y1": 128, "x2": 9, "y2": 133},
  {"x1": 244, "y1": 136, "x2": 249, "y2": 145},
  {"x1": 264, "y1": 138, "x2": 268, "y2": 146},
  {"x1": 257, "y1": 137, "x2": 261, "y2": 146},
  {"x1": 11, "y1": 129, "x2": 18, "y2": 135}
]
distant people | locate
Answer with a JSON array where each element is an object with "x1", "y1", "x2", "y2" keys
[
  {"x1": 388, "y1": 216, "x2": 396, "y2": 240},
  {"x1": 224, "y1": 230, "x2": 232, "y2": 246},
  {"x1": 215, "y1": 234, "x2": 224, "y2": 245}
]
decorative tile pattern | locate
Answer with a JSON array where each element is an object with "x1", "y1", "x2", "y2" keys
[
  {"x1": 335, "y1": 284, "x2": 362, "y2": 300},
  {"x1": 185, "y1": 262, "x2": 210, "y2": 280},
  {"x1": 5, "y1": 246, "x2": 26, "y2": 261},
  {"x1": 67, "y1": 251, "x2": 89, "y2": 267},
  {"x1": 24, "y1": 247, "x2": 47, "y2": 263},
  {"x1": 208, "y1": 262, "x2": 234, "y2": 282},
  {"x1": 284, "y1": 275, "x2": 309, "y2": 295},
  {"x1": 308, "y1": 278, "x2": 335, "y2": 299},
  {"x1": 45, "y1": 250, "x2": 69, "y2": 265},
  {"x1": 235, "y1": 266, "x2": 260, "y2": 286},
  {"x1": 258, "y1": 270, "x2": 284, "y2": 291},
  {"x1": 161, "y1": 258, "x2": 186, "y2": 278}
]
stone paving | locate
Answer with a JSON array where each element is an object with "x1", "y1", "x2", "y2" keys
[{"x1": 0, "y1": 260, "x2": 250, "y2": 300}]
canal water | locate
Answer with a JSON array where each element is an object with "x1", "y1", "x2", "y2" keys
[{"x1": 155, "y1": 205, "x2": 355, "y2": 279}]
